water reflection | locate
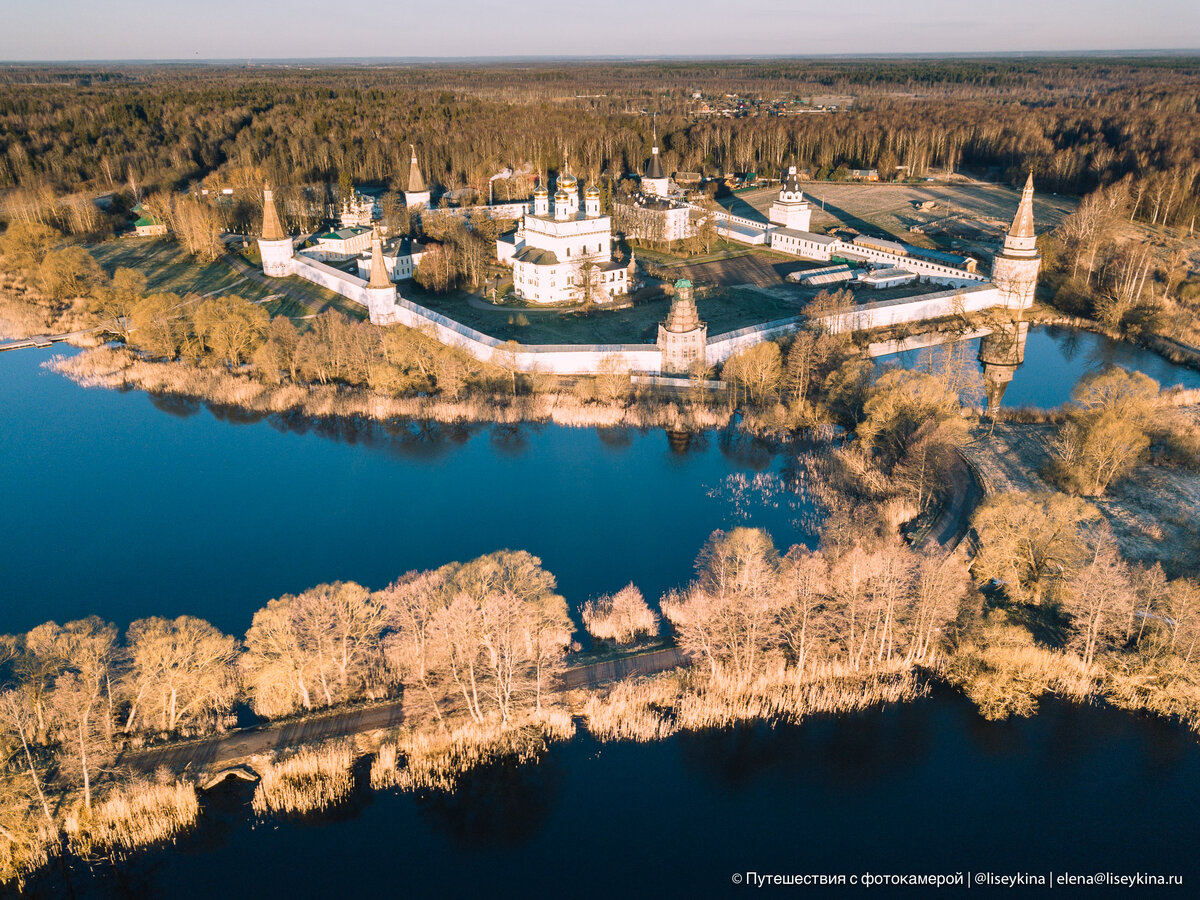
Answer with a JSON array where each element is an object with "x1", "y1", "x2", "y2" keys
[
  {"x1": 414, "y1": 753, "x2": 565, "y2": 848},
  {"x1": 878, "y1": 324, "x2": 1200, "y2": 410}
]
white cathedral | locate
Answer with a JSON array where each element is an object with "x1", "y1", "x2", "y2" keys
[{"x1": 497, "y1": 167, "x2": 632, "y2": 305}]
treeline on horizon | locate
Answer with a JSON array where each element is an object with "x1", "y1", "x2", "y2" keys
[{"x1": 2, "y1": 57, "x2": 1199, "y2": 233}]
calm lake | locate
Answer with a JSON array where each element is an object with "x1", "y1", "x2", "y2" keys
[
  {"x1": 40, "y1": 690, "x2": 1200, "y2": 899},
  {"x1": 878, "y1": 324, "x2": 1200, "y2": 409},
  {"x1": 6, "y1": 336, "x2": 1200, "y2": 898},
  {"x1": 0, "y1": 347, "x2": 807, "y2": 636}
]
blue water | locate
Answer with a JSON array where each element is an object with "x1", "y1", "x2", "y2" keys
[
  {"x1": 42, "y1": 689, "x2": 1200, "y2": 899},
  {"x1": 0, "y1": 348, "x2": 806, "y2": 637},
  {"x1": 878, "y1": 325, "x2": 1200, "y2": 409},
  {"x1": 7, "y1": 338, "x2": 1200, "y2": 899}
]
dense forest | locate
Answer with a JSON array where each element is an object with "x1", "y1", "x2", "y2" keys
[{"x1": 2, "y1": 58, "x2": 1199, "y2": 234}]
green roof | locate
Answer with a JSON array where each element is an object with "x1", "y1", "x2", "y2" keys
[{"x1": 134, "y1": 216, "x2": 158, "y2": 227}]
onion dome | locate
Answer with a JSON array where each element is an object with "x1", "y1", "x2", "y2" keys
[
  {"x1": 534, "y1": 183, "x2": 549, "y2": 197},
  {"x1": 585, "y1": 182, "x2": 600, "y2": 197}
]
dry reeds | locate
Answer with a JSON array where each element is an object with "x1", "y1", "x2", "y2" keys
[
  {"x1": 582, "y1": 662, "x2": 925, "y2": 741},
  {"x1": 371, "y1": 710, "x2": 575, "y2": 793},
  {"x1": 48, "y1": 347, "x2": 731, "y2": 431},
  {"x1": 0, "y1": 814, "x2": 58, "y2": 890},
  {"x1": 65, "y1": 781, "x2": 200, "y2": 857},
  {"x1": 946, "y1": 637, "x2": 1094, "y2": 720},
  {"x1": 582, "y1": 677, "x2": 680, "y2": 742},
  {"x1": 251, "y1": 744, "x2": 355, "y2": 817}
]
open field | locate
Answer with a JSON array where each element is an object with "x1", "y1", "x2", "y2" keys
[
  {"x1": 87, "y1": 238, "x2": 367, "y2": 322},
  {"x1": 962, "y1": 419, "x2": 1200, "y2": 577},
  {"x1": 724, "y1": 180, "x2": 1079, "y2": 255}
]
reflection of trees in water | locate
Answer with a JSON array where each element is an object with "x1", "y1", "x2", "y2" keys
[
  {"x1": 489, "y1": 422, "x2": 539, "y2": 456},
  {"x1": 255, "y1": 411, "x2": 478, "y2": 462},
  {"x1": 596, "y1": 425, "x2": 635, "y2": 449},
  {"x1": 147, "y1": 392, "x2": 203, "y2": 418},
  {"x1": 717, "y1": 426, "x2": 779, "y2": 471},
  {"x1": 674, "y1": 697, "x2": 936, "y2": 790},
  {"x1": 414, "y1": 752, "x2": 564, "y2": 849}
]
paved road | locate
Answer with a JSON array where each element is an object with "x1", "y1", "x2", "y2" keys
[{"x1": 123, "y1": 647, "x2": 693, "y2": 776}]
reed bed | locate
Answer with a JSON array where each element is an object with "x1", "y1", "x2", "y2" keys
[
  {"x1": 1102, "y1": 655, "x2": 1200, "y2": 733},
  {"x1": 582, "y1": 677, "x2": 680, "y2": 742},
  {"x1": 675, "y1": 663, "x2": 925, "y2": 730},
  {"x1": 582, "y1": 662, "x2": 925, "y2": 741},
  {"x1": 947, "y1": 639, "x2": 1094, "y2": 720},
  {"x1": 65, "y1": 781, "x2": 200, "y2": 857},
  {"x1": 49, "y1": 347, "x2": 730, "y2": 430},
  {"x1": 371, "y1": 710, "x2": 575, "y2": 793},
  {"x1": 0, "y1": 817, "x2": 59, "y2": 890},
  {"x1": 251, "y1": 744, "x2": 355, "y2": 817}
]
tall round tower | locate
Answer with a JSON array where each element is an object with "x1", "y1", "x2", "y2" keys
[
  {"x1": 363, "y1": 227, "x2": 398, "y2": 324},
  {"x1": 657, "y1": 279, "x2": 707, "y2": 375},
  {"x1": 991, "y1": 173, "x2": 1041, "y2": 316},
  {"x1": 258, "y1": 183, "x2": 294, "y2": 277}
]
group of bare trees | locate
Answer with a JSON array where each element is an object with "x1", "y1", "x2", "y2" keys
[
  {"x1": 1048, "y1": 367, "x2": 1200, "y2": 497},
  {"x1": 970, "y1": 489, "x2": 1200, "y2": 672},
  {"x1": 662, "y1": 527, "x2": 970, "y2": 681},
  {"x1": 0, "y1": 552, "x2": 569, "y2": 829}
]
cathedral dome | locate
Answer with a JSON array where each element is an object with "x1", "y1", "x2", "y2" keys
[
  {"x1": 585, "y1": 183, "x2": 600, "y2": 197},
  {"x1": 556, "y1": 172, "x2": 578, "y2": 192}
]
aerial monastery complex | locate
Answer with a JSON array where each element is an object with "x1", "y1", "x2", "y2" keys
[{"x1": 257, "y1": 138, "x2": 1041, "y2": 376}]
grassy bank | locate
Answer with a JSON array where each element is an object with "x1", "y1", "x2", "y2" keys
[{"x1": 49, "y1": 345, "x2": 731, "y2": 431}]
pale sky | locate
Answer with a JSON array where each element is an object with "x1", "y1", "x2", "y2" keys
[{"x1": 1, "y1": 0, "x2": 1197, "y2": 61}]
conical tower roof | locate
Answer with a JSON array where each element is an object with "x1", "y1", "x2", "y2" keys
[
  {"x1": 663, "y1": 279, "x2": 702, "y2": 333},
  {"x1": 408, "y1": 145, "x2": 427, "y2": 194},
  {"x1": 1009, "y1": 172, "x2": 1035, "y2": 240},
  {"x1": 367, "y1": 228, "x2": 393, "y2": 290},
  {"x1": 261, "y1": 182, "x2": 286, "y2": 241}
]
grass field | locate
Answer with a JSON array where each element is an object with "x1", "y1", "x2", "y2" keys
[{"x1": 87, "y1": 238, "x2": 367, "y2": 322}]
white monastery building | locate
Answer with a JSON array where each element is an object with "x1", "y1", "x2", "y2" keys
[{"x1": 499, "y1": 169, "x2": 631, "y2": 304}]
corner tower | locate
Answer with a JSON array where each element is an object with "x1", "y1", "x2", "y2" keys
[
  {"x1": 991, "y1": 173, "x2": 1041, "y2": 316},
  {"x1": 405, "y1": 145, "x2": 431, "y2": 209},
  {"x1": 258, "y1": 183, "x2": 294, "y2": 277},
  {"x1": 657, "y1": 279, "x2": 707, "y2": 375},
  {"x1": 364, "y1": 227, "x2": 398, "y2": 323}
]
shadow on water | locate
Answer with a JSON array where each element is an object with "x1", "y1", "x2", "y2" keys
[{"x1": 413, "y1": 752, "x2": 565, "y2": 849}]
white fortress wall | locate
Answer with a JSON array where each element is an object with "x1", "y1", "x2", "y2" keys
[
  {"x1": 705, "y1": 283, "x2": 1002, "y2": 364},
  {"x1": 291, "y1": 256, "x2": 373, "y2": 306},
  {"x1": 282, "y1": 246, "x2": 1003, "y2": 376}
]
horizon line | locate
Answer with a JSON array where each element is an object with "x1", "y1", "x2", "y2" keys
[{"x1": 3, "y1": 49, "x2": 1200, "y2": 67}]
